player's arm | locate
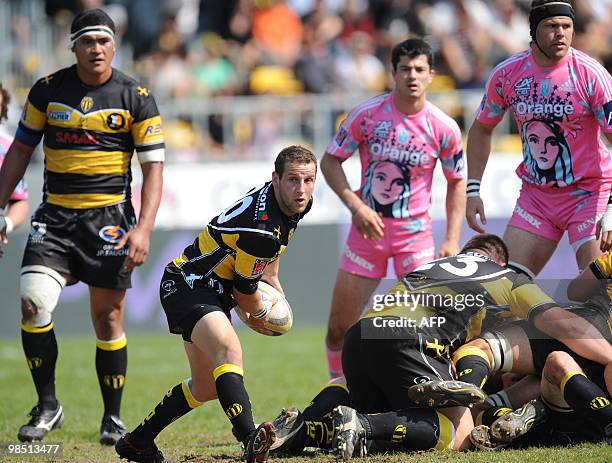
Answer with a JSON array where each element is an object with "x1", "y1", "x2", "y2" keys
[
  {"x1": 232, "y1": 235, "x2": 277, "y2": 320},
  {"x1": 465, "y1": 120, "x2": 495, "y2": 233},
  {"x1": 439, "y1": 177, "x2": 465, "y2": 257},
  {"x1": 116, "y1": 161, "x2": 163, "y2": 271},
  {"x1": 532, "y1": 307, "x2": 612, "y2": 366},
  {"x1": 261, "y1": 258, "x2": 284, "y2": 296},
  {"x1": 0, "y1": 140, "x2": 35, "y2": 243},
  {"x1": 321, "y1": 152, "x2": 384, "y2": 240}
]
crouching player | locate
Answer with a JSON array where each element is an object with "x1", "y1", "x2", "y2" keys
[{"x1": 115, "y1": 146, "x2": 317, "y2": 463}]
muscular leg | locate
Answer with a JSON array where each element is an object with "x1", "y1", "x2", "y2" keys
[
  {"x1": 575, "y1": 239, "x2": 602, "y2": 272},
  {"x1": 503, "y1": 226, "x2": 558, "y2": 277},
  {"x1": 325, "y1": 270, "x2": 380, "y2": 377},
  {"x1": 90, "y1": 287, "x2": 128, "y2": 422},
  {"x1": 543, "y1": 351, "x2": 612, "y2": 433}
]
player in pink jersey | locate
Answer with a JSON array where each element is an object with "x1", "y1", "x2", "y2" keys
[
  {"x1": 321, "y1": 38, "x2": 466, "y2": 378},
  {"x1": 0, "y1": 82, "x2": 29, "y2": 250},
  {"x1": 466, "y1": 0, "x2": 612, "y2": 279}
]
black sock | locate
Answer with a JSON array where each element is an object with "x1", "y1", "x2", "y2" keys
[
  {"x1": 563, "y1": 372, "x2": 612, "y2": 431},
  {"x1": 475, "y1": 406, "x2": 513, "y2": 427},
  {"x1": 21, "y1": 323, "x2": 58, "y2": 410},
  {"x1": 96, "y1": 335, "x2": 127, "y2": 417},
  {"x1": 303, "y1": 417, "x2": 335, "y2": 449},
  {"x1": 132, "y1": 380, "x2": 202, "y2": 441},
  {"x1": 303, "y1": 384, "x2": 350, "y2": 420},
  {"x1": 361, "y1": 408, "x2": 449, "y2": 450},
  {"x1": 453, "y1": 346, "x2": 491, "y2": 388},
  {"x1": 214, "y1": 364, "x2": 255, "y2": 444}
]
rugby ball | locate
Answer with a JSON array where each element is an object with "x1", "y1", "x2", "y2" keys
[{"x1": 234, "y1": 281, "x2": 293, "y2": 336}]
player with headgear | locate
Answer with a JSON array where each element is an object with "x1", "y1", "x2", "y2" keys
[{"x1": 0, "y1": 8, "x2": 165, "y2": 444}]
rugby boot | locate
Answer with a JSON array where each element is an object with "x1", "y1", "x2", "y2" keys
[
  {"x1": 100, "y1": 414, "x2": 127, "y2": 445},
  {"x1": 17, "y1": 402, "x2": 64, "y2": 442},
  {"x1": 115, "y1": 433, "x2": 169, "y2": 463},
  {"x1": 469, "y1": 425, "x2": 508, "y2": 451},
  {"x1": 490, "y1": 399, "x2": 546, "y2": 443},
  {"x1": 331, "y1": 406, "x2": 367, "y2": 460},
  {"x1": 407, "y1": 380, "x2": 487, "y2": 407},
  {"x1": 244, "y1": 421, "x2": 276, "y2": 463},
  {"x1": 269, "y1": 407, "x2": 304, "y2": 453}
]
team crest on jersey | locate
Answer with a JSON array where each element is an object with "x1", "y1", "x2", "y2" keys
[
  {"x1": 251, "y1": 259, "x2": 267, "y2": 276},
  {"x1": 107, "y1": 113, "x2": 126, "y2": 130},
  {"x1": 373, "y1": 120, "x2": 392, "y2": 138},
  {"x1": 98, "y1": 225, "x2": 126, "y2": 243},
  {"x1": 80, "y1": 96, "x2": 94, "y2": 113},
  {"x1": 514, "y1": 77, "x2": 533, "y2": 96}
]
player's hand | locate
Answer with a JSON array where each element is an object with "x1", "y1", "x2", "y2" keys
[
  {"x1": 244, "y1": 298, "x2": 275, "y2": 332},
  {"x1": 438, "y1": 239, "x2": 459, "y2": 258},
  {"x1": 116, "y1": 225, "x2": 151, "y2": 272},
  {"x1": 466, "y1": 196, "x2": 487, "y2": 233},
  {"x1": 596, "y1": 208, "x2": 612, "y2": 252},
  {"x1": 353, "y1": 204, "x2": 384, "y2": 240}
]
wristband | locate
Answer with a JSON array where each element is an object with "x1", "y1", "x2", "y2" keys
[
  {"x1": 4, "y1": 216, "x2": 13, "y2": 234},
  {"x1": 251, "y1": 300, "x2": 272, "y2": 319},
  {"x1": 466, "y1": 179, "x2": 481, "y2": 198},
  {"x1": 600, "y1": 202, "x2": 612, "y2": 233}
]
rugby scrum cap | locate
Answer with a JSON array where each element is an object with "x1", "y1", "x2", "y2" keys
[
  {"x1": 529, "y1": 1, "x2": 575, "y2": 42},
  {"x1": 69, "y1": 9, "x2": 116, "y2": 49}
]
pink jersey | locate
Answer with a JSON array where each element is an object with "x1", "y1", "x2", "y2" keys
[
  {"x1": 0, "y1": 132, "x2": 28, "y2": 201},
  {"x1": 476, "y1": 48, "x2": 612, "y2": 191},
  {"x1": 327, "y1": 93, "x2": 464, "y2": 219}
]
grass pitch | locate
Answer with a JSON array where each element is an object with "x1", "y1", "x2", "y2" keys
[{"x1": 0, "y1": 328, "x2": 610, "y2": 462}]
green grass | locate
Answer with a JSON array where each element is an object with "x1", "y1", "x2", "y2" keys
[{"x1": 0, "y1": 328, "x2": 610, "y2": 462}]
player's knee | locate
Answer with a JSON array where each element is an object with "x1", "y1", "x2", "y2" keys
[
  {"x1": 482, "y1": 331, "x2": 514, "y2": 372},
  {"x1": 543, "y1": 351, "x2": 577, "y2": 383},
  {"x1": 454, "y1": 338, "x2": 493, "y2": 366},
  {"x1": 20, "y1": 266, "x2": 66, "y2": 327}
]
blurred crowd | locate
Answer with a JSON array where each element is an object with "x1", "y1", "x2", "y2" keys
[{"x1": 2, "y1": 0, "x2": 611, "y2": 159}]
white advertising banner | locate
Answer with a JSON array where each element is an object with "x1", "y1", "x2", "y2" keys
[{"x1": 23, "y1": 154, "x2": 522, "y2": 229}]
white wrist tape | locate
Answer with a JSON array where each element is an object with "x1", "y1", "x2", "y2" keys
[
  {"x1": 600, "y1": 202, "x2": 612, "y2": 233},
  {"x1": 466, "y1": 179, "x2": 481, "y2": 198},
  {"x1": 252, "y1": 299, "x2": 272, "y2": 319},
  {"x1": 4, "y1": 216, "x2": 13, "y2": 234}
]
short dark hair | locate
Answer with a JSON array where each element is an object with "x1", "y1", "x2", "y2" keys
[
  {"x1": 274, "y1": 145, "x2": 317, "y2": 178},
  {"x1": 71, "y1": 8, "x2": 115, "y2": 35},
  {"x1": 460, "y1": 234, "x2": 509, "y2": 266},
  {"x1": 391, "y1": 38, "x2": 434, "y2": 71},
  {"x1": 0, "y1": 82, "x2": 9, "y2": 123}
]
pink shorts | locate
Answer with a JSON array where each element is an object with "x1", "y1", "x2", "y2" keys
[
  {"x1": 340, "y1": 215, "x2": 435, "y2": 278},
  {"x1": 508, "y1": 182, "x2": 608, "y2": 251}
]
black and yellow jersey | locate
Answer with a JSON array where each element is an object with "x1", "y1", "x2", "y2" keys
[
  {"x1": 360, "y1": 252, "x2": 556, "y2": 356},
  {"x1": 172, "y1": 181, "x2": 311, "y2": 295},
  {"x1": 15, "y1": 65, "x2": 165, "y2": 209}
]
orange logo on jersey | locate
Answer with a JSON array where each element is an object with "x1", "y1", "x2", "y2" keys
[{"x1": 80, "y1": 96, "x2": 94, "y2": 113}]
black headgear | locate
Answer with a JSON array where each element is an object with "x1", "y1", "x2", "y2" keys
[{"x1": 529, "y1": 2, "x2": 575, "y2": 42}]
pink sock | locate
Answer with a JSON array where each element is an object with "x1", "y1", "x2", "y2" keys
[{"x1": 326, "y1": 347, "x2": 343, "y2": 379}]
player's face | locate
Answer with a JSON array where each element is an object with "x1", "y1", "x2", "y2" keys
[
  {"x1": 371, "y1": 162, "x2": 404, "y2": 205},
  {"x1": 392, "y1": 55, "x2": 433, "y2": 101},
  {"x1": 74, "y1": 33, "x2": 115, "y2": 81},
  {"x1": 536, "y1": 17, "x2": 573, "y2": 60},
  {"x1": 526, "y1": 121, "x2": 560, "y2": 170},
  {"x1": 273, "y1": 161, "x2": 317, "y2": 216}
]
